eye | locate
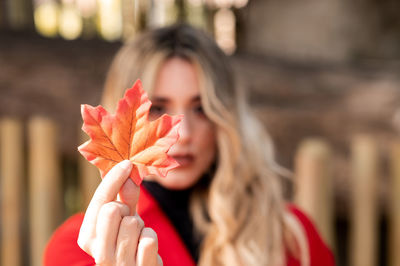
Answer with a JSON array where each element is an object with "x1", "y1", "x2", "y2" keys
[
  {"x1": 194, "y1": 105, "x2": 206, "y2": 116},
  {"x1": 149, "y1": 105, "x2": 165, "y2": 117}
]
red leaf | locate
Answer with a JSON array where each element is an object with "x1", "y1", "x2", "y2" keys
[{"x1": 78, "y1": 80, "x2": 182, "y2": 186}]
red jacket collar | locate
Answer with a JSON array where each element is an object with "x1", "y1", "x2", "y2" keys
[{"x1": 137, "y1": 186, "x2": 196, "y2": 266}]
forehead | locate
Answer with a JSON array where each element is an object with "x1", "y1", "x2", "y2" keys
[{"x1": 153, "y1": 57, "x2": 200, "y2": 100}]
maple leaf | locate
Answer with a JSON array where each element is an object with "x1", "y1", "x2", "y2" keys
[{"x1": 78, "y1": 80, "x2": 182, "y2": 186}]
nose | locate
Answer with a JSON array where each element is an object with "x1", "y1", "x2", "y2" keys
[{"x1": 178, "y1": 116, "x2": 191, "y2": 144}]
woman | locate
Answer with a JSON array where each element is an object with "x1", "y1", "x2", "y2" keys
[{"x1": 44, "y1": 24, "x2": 334, "y2": 266}]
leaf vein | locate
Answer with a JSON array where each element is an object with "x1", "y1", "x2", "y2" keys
[
  {"x1": 89, "y1": 112, "x2": 124, "y2": 160},
  {"x1": 127, "y1": 104, "x2": 135, "y2": 159}
]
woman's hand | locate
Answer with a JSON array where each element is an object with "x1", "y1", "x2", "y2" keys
[{"x1": 77, "y1": 160, "x2": 163, "y2": 266}]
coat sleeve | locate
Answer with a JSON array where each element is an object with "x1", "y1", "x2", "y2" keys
[
  {"x1": 287, "y1": 204, "x2": 336, "y2": 266},
  {"x1": 43, "y1": 213, "x2": 95, "y2": 266}
]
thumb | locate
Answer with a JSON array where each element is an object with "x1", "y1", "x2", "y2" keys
[{"x1": 118, "y1": 177, "x2": 140, "y2": 215}]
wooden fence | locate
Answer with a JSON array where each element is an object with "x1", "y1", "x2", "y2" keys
[
  {"x1": 295, "y1": 137, "x2": 400, "y2": 266},
  {"x1": 0, "y1": 117, "x2": 399, "y2": 266},
  {"x1": 0, "y1": 117, "x2": 99, "y2": 266}
]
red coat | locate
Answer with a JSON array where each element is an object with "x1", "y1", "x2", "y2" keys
[{"x1": 44, "y1": 187, "x2": 335, "y2": 266}]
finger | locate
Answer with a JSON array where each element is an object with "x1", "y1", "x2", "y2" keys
[
  {"x1": 91, "y1": 160, "x2": 133, "y2": 208},
  {"x1": 137, "y1": 228, "x2": 159, "y2": 266},
  {"x1": 157, "y1": 255, "x2": 163, "y2": 266},
  {"x1": 78, "y1": 160, "x2": 132, "y2": 248},
  {"x1": 92, "y1": 202, "x2": 130, "y2": 264},
  {"x1": 118, "y1": 178, "x2": 140, "y2": 215},
  {"x1": 115, "y1": 215, "x2": 145, "y2": 265}
]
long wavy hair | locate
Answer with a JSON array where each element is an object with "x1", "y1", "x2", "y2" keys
[{"x1": 102, "y1": 24, "x2": 309, "y2": 266}]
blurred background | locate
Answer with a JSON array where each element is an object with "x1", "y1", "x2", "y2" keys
[{"x1": 1, "y1": 0, "x2": 400, "y2": 266}]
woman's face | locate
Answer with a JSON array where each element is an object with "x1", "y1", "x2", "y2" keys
[{"x1": 146, "y1": 57, "x2": 217, "y2": 190}]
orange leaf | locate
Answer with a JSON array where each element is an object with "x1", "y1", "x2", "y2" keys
[{"x1": 78, "y1": 80, "x2": 182, "y2": 186}]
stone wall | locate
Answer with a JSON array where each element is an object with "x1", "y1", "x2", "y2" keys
[
  {"x1": 238, "y1": 0, "x2": 400, "y2": 62},
  {"x1": 0, "y1": 31, "x2": 120, "y2": 156}
]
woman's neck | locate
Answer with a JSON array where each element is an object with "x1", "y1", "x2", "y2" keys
[{"x1": 141, "y1": 180, "x2": 200, "y2": 261}]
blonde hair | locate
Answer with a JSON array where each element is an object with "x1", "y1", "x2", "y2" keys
[{"x1": 102, "y1": 24, "x2": 309, "y2": 266}]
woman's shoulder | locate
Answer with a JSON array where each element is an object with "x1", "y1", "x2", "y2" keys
[
  {"x1": 43, "y1": 213, "x2": 94, "y2": 266},
  {"x1": 286, "y1": 204, "x2": 336, "y2": 266}
]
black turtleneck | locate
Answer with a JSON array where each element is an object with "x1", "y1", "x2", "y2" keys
[{"x1": 142, "y1": 180, "x2": 201, "y2": 262}]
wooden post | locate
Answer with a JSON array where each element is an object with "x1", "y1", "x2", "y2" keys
[
  {"x1": 28, "y1": 117, "x2": 62, "y2": 266},
  {"x1": 0, "y1": 118, "x2": 23, "y2": 266},
  {"x1": 78, "y1": 131, "x2": 100, "y2": 209},
  {"x1": 389, "y1": 139, "x2": 400, "y2": 266},
  {"x1": 6, "y1": 0, "x2": 34, "y2": 29},
  {"x1": 121, "y1": 0, "x2": 137, "y2": 39},
  {"x1": 294, "y1": 138, "x2": 335, "y2": 249},
  {"x1": 350, "y1": 135, "x2": 379, "y2": 266}
]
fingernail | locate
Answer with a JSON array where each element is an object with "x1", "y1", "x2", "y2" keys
[{"x1": 120, "y1": 160, "x2": 132, "y2": 170}]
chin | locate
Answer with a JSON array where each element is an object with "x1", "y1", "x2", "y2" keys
[
  {"x1": 157, "y1": 171, "x2": 202, "y2": 190},
  {"x1": 159, "y1": 178, "x2": 198, "y2": 190}
]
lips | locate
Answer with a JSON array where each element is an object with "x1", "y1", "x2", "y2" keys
[{"x1": 171, "y1": 154, "x2": 194, "y2": 167}]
